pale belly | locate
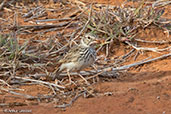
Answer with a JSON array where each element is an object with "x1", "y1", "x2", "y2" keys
[{"x1": 59, "y1": 57, "x2": 95, "y2": 72}]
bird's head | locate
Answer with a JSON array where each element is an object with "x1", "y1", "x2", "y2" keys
[{"x1": 80, "y1": 33, "x2": 98, "y2": 47}]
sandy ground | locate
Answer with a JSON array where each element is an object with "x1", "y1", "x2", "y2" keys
[{"x1": 0, "y1": 0, "x2": 171, "y2": 114}]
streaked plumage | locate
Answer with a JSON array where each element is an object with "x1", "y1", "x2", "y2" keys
[{"x1": 52, "y1": 34, "x2": 97, "y2": 82}]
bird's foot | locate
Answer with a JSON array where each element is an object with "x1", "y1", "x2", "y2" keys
[
  {"x1": 65, "y1": 79, "x2": 77, "y2": 86},
  {"x1": 78, "y1": 74, "x2": 90, "y2": 85}
]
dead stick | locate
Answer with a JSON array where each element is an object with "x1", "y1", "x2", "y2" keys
[
  {"x1": 135, "y1": 38, "x2": 170, "y2": 44},
  {"x1": 1, "y1": 87, "x2": 35, "y2": 99},
  {"x1": 55, "y1": 91, "x2": 86, "y2": 108},
  {"x1": 13, "y1": 76, "x2": 65, "y2": 89},
  {"x1": 112, "y1": 53, "x2": 171, "y2": 70},
  {"x1": 10, "y1": 22, "x2": 72, "y2": 31}
]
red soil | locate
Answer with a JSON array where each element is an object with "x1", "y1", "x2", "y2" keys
[{"x1": 0, "y1": 0, "x2": 170, "y2": 114}]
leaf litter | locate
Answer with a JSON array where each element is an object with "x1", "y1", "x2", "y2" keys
[{"x1": 0, "y1": 0, "x2": 170, "y2": 108}]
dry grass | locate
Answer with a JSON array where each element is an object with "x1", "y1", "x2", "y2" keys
[{"x1": 0, "y1": 0, "x2": 170, "y2": 108}]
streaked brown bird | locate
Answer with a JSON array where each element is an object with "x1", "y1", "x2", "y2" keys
[{"x1": 52, "y1": 33, "x2": 98, "y2": 84}]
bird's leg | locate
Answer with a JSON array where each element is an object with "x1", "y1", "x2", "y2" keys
[
  {"x1": 66, "y1": 70, "x2": 77, "y2": 86},
  {"x1": 91, "y1": 64, "x2": 98, "y2": 72},
  {"x1": 51, "y1": 66, "x2": 62, "y2": 81},
  {"x1": 66, "y1": 70, "x2": 72, "y2": 85},
  {"x1": 78, "y1": 72, "x2": 90, "y2": 85}
]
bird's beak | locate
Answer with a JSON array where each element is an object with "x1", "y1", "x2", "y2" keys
[
  {"x1": 89, "y1": 39, "x2": 99, "y2": 46},
  {"x1": 92, "y1": 40, "x2": 98, "y2": 44}
]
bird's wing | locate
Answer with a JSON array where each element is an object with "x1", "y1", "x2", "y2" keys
[
  {"x1": 58, "y1": 45, "x2": 82, "y2": 64},
  {"x1": 52, "y1": 45, "x2": 82, "y2": 80}
]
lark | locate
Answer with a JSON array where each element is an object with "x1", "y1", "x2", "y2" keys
[{"x1": 52, "y1": 33, "x2": 98, "y2": 84}]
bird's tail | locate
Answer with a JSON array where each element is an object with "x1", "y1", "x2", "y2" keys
[{"x1": 51, "y1": 68, "x2": 62, "y2": 80}]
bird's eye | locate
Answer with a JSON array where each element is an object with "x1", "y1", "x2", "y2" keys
[{"x1": 87, "y1": 36, "x2": 91, "y2": 40}]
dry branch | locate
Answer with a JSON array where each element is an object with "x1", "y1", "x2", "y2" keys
[
  {"x1": 135, "y1": 38, "x2": 171, "y2": 44},
  {"x1": 55, "y1": 91, "x2": 86, "y2": 108},
  {"x1": 1, "y1": 87, "x2": 36, "y2": 99},
  {"x1": 11, "y1": 22, "x2": 77, "y2": 31},
  {"x1": 125, "y1": 41, "x2": 171, "y2": 53},
  {"x1": 111, "y1": 53, "x2": 171, "y2": 71},
  {"x1": 13, "y1": 76, "x2": 65, "y2": 89}
]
